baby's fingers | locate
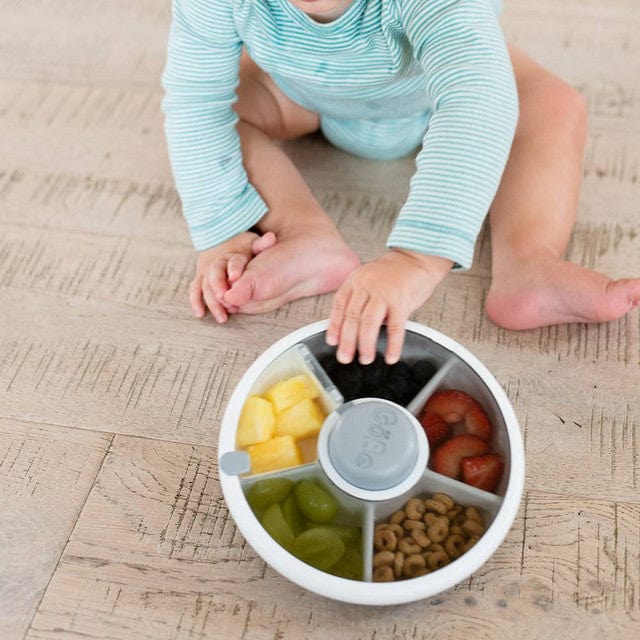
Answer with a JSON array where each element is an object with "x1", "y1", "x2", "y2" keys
[
  {"x1": 356, "y1": 298, "x2": 387, "y2": 365},
  {"x1": 384, "y1": 310, "x2": 407, "y2": 365},
  {"x1": 189, "y1": 277, "x2": 206, "y2": 318},
  {"x1": 326, "y1": 286, "x2": 348, "y2": 347},
  {"x1": 335, "y1": 289, "x2": 370, "y2": 364},
  {"x1": 202, "y1": 278, "x2": 228, "y2": 324},
  {"x1": 207, "y1": 258, "x2": 232, "y2": 301}
]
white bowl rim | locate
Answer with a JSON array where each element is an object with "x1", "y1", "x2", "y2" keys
[{"x1": 218, "y1": 319, "x2": 525, "y2": 606}]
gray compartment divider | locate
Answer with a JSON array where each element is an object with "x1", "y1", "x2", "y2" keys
[
  {"x1": 297, "y1": 343, "x2": 344, "y2": 408},
  {"x1": 361, "y1": 502, "x2": 375, "y2": 582},
  {"x1": 406, "y1": 357, "x2": 457, "y2": 416}
]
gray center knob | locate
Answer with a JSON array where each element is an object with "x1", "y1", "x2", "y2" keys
[{"x1": 327, "y1": 400, "x2": 419, "y2": 491}]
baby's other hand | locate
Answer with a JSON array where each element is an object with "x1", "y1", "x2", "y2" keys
[
  {"x1": 326, "y1": 249, "x2": 453, "y2": 365},
  {"x1": 190, "y1": 231, "x2": 275, "y2": 323}
]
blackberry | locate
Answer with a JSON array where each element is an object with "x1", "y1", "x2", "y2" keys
[{"x1": 411, "y1": 360, "x2": 437, "y2": 387}]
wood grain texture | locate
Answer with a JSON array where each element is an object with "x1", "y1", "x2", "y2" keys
[
  {"x1": 0, "y1": 0, "x2": 638, "y2": 637},
  {"x1": 0, "y1": 419, "x2": 112, "y2": 639}
]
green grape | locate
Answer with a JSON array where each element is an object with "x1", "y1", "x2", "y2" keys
[
  {"x1": 261, "y1": 503, "x2": 295, "y2": 551},
  {"x1": 306, "y1": 524, "x2": 361, "y2": 545},
  {"x1": 328, "y1": 542, "x2": 363, "y2": 580},
  {"x1": 282, "y1": 493, "x2": 306, "y2": 537},
  {"x1": 291, "y1": 528, "x2": 345, "y2": 571},
  {"x1": 294, "y1": 480, "x2": 338, "y2": 524},
  {"x1": 246, "y1": 477, "x2": 293, "y2": 513}
]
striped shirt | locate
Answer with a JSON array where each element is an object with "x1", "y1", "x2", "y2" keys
[{"x1": 162, "y1": 0, "x2": 518, "y2": 269}]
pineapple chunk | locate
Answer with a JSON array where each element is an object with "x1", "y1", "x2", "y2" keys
[
  {"x1": 264, "y1": 374, "x2": 319, "y2": 413},
  {"x1": 236, "y1": 396, "x2": 275, "y2": 448},
  {"x1": 248, "y1": 436, "x2": 302, "y2": 474},
  {"x1": 274, "y1": 398, "x2": 325, "y2": 440}
]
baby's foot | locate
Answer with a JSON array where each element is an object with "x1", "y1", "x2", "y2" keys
[
  {"x1": 223, "y1": 222, "x2": 360, "y2": 313},
  {"x1": 485, "y1": 255, "x2": 640, "y2": 330}
]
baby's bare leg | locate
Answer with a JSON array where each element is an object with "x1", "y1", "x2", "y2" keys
[
  {"x1": 224, "y1": 52, "x2": 360, "y2": 312},
  {"x1": 486, "y1": 45, "x2": 640, "y2": 328}
]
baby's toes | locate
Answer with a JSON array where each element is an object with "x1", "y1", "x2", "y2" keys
[
  {"x1": 251, "y1": 231, "x2": 276, "y2": 255},
  {"x1": 224, "y1": 272, "x2": 257, "y2": 307},
  {"x1": 227, "y1": 253, "x2": 249, "y2": 283}
]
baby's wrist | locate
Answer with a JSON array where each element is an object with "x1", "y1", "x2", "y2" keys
[{"x1": 388, "y1": 248, "x2": 454, "y2": 278}]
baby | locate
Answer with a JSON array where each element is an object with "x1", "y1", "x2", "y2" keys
[{"x1": 162, "y1": 0, "x2": 640, "y2": 365}]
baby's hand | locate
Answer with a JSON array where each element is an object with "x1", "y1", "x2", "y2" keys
[
  {"x1": 326, "y1": 249, "x2": 453, "y2": 365},
  {"x1": 190, "y1": 230, "x2": 275, "y2": 323}
]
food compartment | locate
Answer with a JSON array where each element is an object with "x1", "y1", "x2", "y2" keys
[
  {"x1": 369, "y1": 473, "x2": 501, "y2": 582},
  {"x1": 241, "y1": 464, "x2": 368, "y2": 580},
  {"x1": 303, "y1": 328, "x2": 448, "y2": 407},
  {"x1": 408, "y1": 355, "x2": 510, "y2": 496},
  {"x1": 235, "y1": 344, "x2": 343, "y2": 475}
]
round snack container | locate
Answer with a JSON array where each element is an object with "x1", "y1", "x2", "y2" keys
[{"x1": 218, "y1": 320, "x2": 525, "y2": 605}]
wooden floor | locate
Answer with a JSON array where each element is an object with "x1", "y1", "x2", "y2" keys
[{"x1": 1, "y1": 0, "x2": 639, "y2": 638}]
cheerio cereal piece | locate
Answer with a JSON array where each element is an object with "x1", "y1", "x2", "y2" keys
[
  {"x1": 374, "y1": 525, "x2": 399, "y2": 552},
  {"x1": 425, "y1": 549, "x2": 450, "y2": 571},
  {"x1": 402, "y1": 554, "x2": 426, "y2": 578},
  {"x1": 373, "y1": 565, "x2": 394, "y2": 582},
  {"x1": 432, "y1": 493, "x2": 455, "y2": 510},
  {"x1": 423, "y1": 498, "x2": 448, "y2": 515},
  {"x1": 444, "y1": 534, "x2": 466, "y2": 559},
  {"x1": 403, "y1": 519, "x2": 427, "y2": 532},
  {"x1": 373, "y1": 551, "x2": 395, "y2": 567},
  {"x1": 465, "y1": 506, "x2": 483, "y2": 523},
  {"x1": 462, "y1": 519, "x2": 484, "y2": 537},
  {"x1": 410, "y1": 528, "x2": 431, "y2": 548},
  {"x1": 398, "y1": 537, "x2": 421, "y2": 555},
  {"x1": 426, "y1": 515, "x2": 449, "y2": 543},
  {"x1": 393, "y1": 551, "x2": 404, "y2": 578},
  {"x1": 405, "y1": 498, "x2": 425, "y2": 520}
]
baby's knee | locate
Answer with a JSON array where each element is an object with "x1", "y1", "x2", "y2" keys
[
  {"x1": 518, "y1": 74, "x2": 587, "y2": 143},
  {"x1": 530, "y1": 77, "x2": 587, "y2": 138},
  {"x1": 545, "y1": 80, "x2": 587, "y2": 134}
]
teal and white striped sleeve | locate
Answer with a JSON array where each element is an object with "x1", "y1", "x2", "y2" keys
[
  {"x1": 161, "y1": 0, "x2": 267, "y2": 251},
  {"x1": 388, "y1": 0, "x2": 518, "y2": 269}
]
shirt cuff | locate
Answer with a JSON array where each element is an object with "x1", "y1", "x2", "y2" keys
[
  {"x1": 386, "y1": 219, "x2": 476, "y2": 271},
  {"x1": 188, "y1": 183, "x2": 268, "y2": 252}
]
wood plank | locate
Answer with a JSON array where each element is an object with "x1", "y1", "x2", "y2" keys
[
  {"x1": 0, "y1": 418, "x2": 112, "y2": 640},
  {"x1": 0, "y1": 0, "x2": 169, "y2": 86},
  {"x1": 26, "y1": 435, "x2": 640, "y2": 639}
]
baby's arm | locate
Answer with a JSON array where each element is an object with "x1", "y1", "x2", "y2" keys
[
  {"x1": 328, "y1": 0, "x2": 518, "y2": 362},
  {"x1": 388, "y1": 0, "x2": 518, "y2": 267},
  {"x1": 162, "y1": 0, "x2": 269, "y2": 318}
]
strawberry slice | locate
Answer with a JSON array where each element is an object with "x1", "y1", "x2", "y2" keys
[
  {"x1": 461, "y1": 454, "x2": 505, "y2": 493},
  {"x1": 418, "y1": 409, "x2": 451, "y2": 448},
  {"x1": 431, "y1": 435, "x2": 490, "y2": 478},
  {"x1": 423, "y1": 390, "x2": 492, "y2": 441}
]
